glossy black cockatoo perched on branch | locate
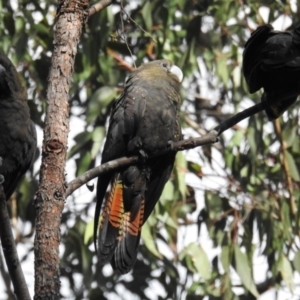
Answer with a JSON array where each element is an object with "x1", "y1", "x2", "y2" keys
[
  {"x1": 94, "y1": 59, "x2": 183, "y2": 274},
  {"x1": 0, "y1": 53, "x2": 37, "y2": 200},
  {"x1": 243, "y1": 23, "x2": 300, "y2": 120}
]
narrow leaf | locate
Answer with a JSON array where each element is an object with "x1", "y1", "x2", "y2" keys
[
  {"x1": 234, "y1": 245, "x2": 259, "y2": 297},
  {"x1": 279, "y1": 254, "x2": 294, "y2": 292},
  {"x1": 141, "y1": 222, "x2": 162, "y2": 259},
  {"x1": 285, "y1": 151, "x2": 300, "y2": 181},
  {"x1": 84, "y1": 220, "x2": 94, "y2": 245},
  {"x1": 175, "y1": 151, "x2": 187, "y2": 199},
  {"x1": 221, "y1": 246, "x2": 230, "y2": 272},
  {"x1": 180, "y1": 243, "x2": 211, "y2": 280},
  {"x1": 293, "y1": 250, "x2": 300, "y2": 273}
]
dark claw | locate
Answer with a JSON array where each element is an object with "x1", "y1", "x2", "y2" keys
[
  {"x1": 0, "y1": 175, "x2": 4, "y2": 185},
  {"x1": 138, "y1": 149, "x2": 148, "y2": 162},
  {"x1": 167, "y1": 140, "x2": 174, "y2": 151},
  {"x1": 0, "y1": 157, "x2": 3, "y2": 185},
  {"x1": 86, "y1": 182, "x2": 94, "y2": 192}
]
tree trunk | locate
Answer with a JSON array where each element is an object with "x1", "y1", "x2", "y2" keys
[{"x1": 34, "y1": 1, "x2": 89, "y2": 299}]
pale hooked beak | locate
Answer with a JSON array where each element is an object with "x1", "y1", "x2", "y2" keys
[{"x1": 169, "y1": 65, "x2": 183, "y2": 83}]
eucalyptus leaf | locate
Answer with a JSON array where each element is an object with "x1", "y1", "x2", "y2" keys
[{"x1": 234, "y1": 245, "x2": 259, "y2": 297}]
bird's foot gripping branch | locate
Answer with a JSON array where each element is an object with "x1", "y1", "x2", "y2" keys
[{"x1": 0, "y1": 157, "x2": 4, "y2": 185}]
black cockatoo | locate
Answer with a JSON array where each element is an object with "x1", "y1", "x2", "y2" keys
[
  {"x1": 94, "y1": 59, "x2": 183, "y2": 274},
  {"x1": 0, "y1": 53, "x2": 37, "y2": 200},
  {"x1": 243, "y1": 23, "x2": 300, "y2": 120}
]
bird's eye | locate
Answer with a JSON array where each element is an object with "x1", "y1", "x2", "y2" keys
[{"x1": 162, "y1": 63, "x2": 167, "y2": 68}]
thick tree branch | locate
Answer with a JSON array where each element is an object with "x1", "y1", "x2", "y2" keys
[
  {"x1": 0, "y1": 186, "x2": 31, "y2": 300},
  {"x1": 66, "y1": 131, "x2": 219, "y2": 196},
  {"x1": 66, "y1": 100, "x2": 272, "y2": 197},
  {"x1": 0, "y1": 249, "x2": 15, "y2": 299}
]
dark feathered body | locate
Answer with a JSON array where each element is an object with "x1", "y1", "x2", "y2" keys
[
  {"x1": 0, "y1": 53, "x2": 37, "y2": 200},
  {"x1": 243, "y1": 24, "x2": 300, "y2": 119},
  {"x1": 95, "y1": 60, "x2": 183, "y2": 274}
]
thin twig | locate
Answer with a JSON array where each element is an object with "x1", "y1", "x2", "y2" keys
[
  {"x1": 184, "y1": 115, "x2": 223, "y2": 151},
  {"x1": 213, "y1": 101, "x2": 266, "y2": 135},
  {"x1": 107, "y1": 48, "x2": 135, "y2": 71},
  {"x1": 119, "y1": 1, "x2": 136, "y2": 68},
  {"x1": 10, "y1": 195, "x2": 20, "y2": 242},
  {"x1": 89, "y1": 0, "x2": 113, "y2": 17},
  {"x1": 184, "y1": 115, "x2": 207, "y2": 136},
  {"x1": 120, "y1": 1, "x2": 157, "y2": 43}
]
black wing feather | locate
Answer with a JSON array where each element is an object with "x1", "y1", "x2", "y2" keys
[
  {"x1": 143, "y1": 154, "x2": 176, "y2": 223},
  {"x1": 94, "y1": 83, "x2": 146, "y2": 251}
]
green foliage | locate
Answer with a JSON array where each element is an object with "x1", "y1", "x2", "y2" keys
[{"x1": 1, "y1": 0, "x2": 300, "y2": 299}]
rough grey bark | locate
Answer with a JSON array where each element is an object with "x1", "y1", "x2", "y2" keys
[{"x1": 34, "y1": 0, "x2": 89, "y2": 299}]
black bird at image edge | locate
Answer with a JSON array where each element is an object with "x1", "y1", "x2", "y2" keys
[
  {"x1": 0, "y1": 53, "x2": 37, "y2": 201},
  {"x1": 243, "y1": 23, "x2": 300, "y2": 120}
]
